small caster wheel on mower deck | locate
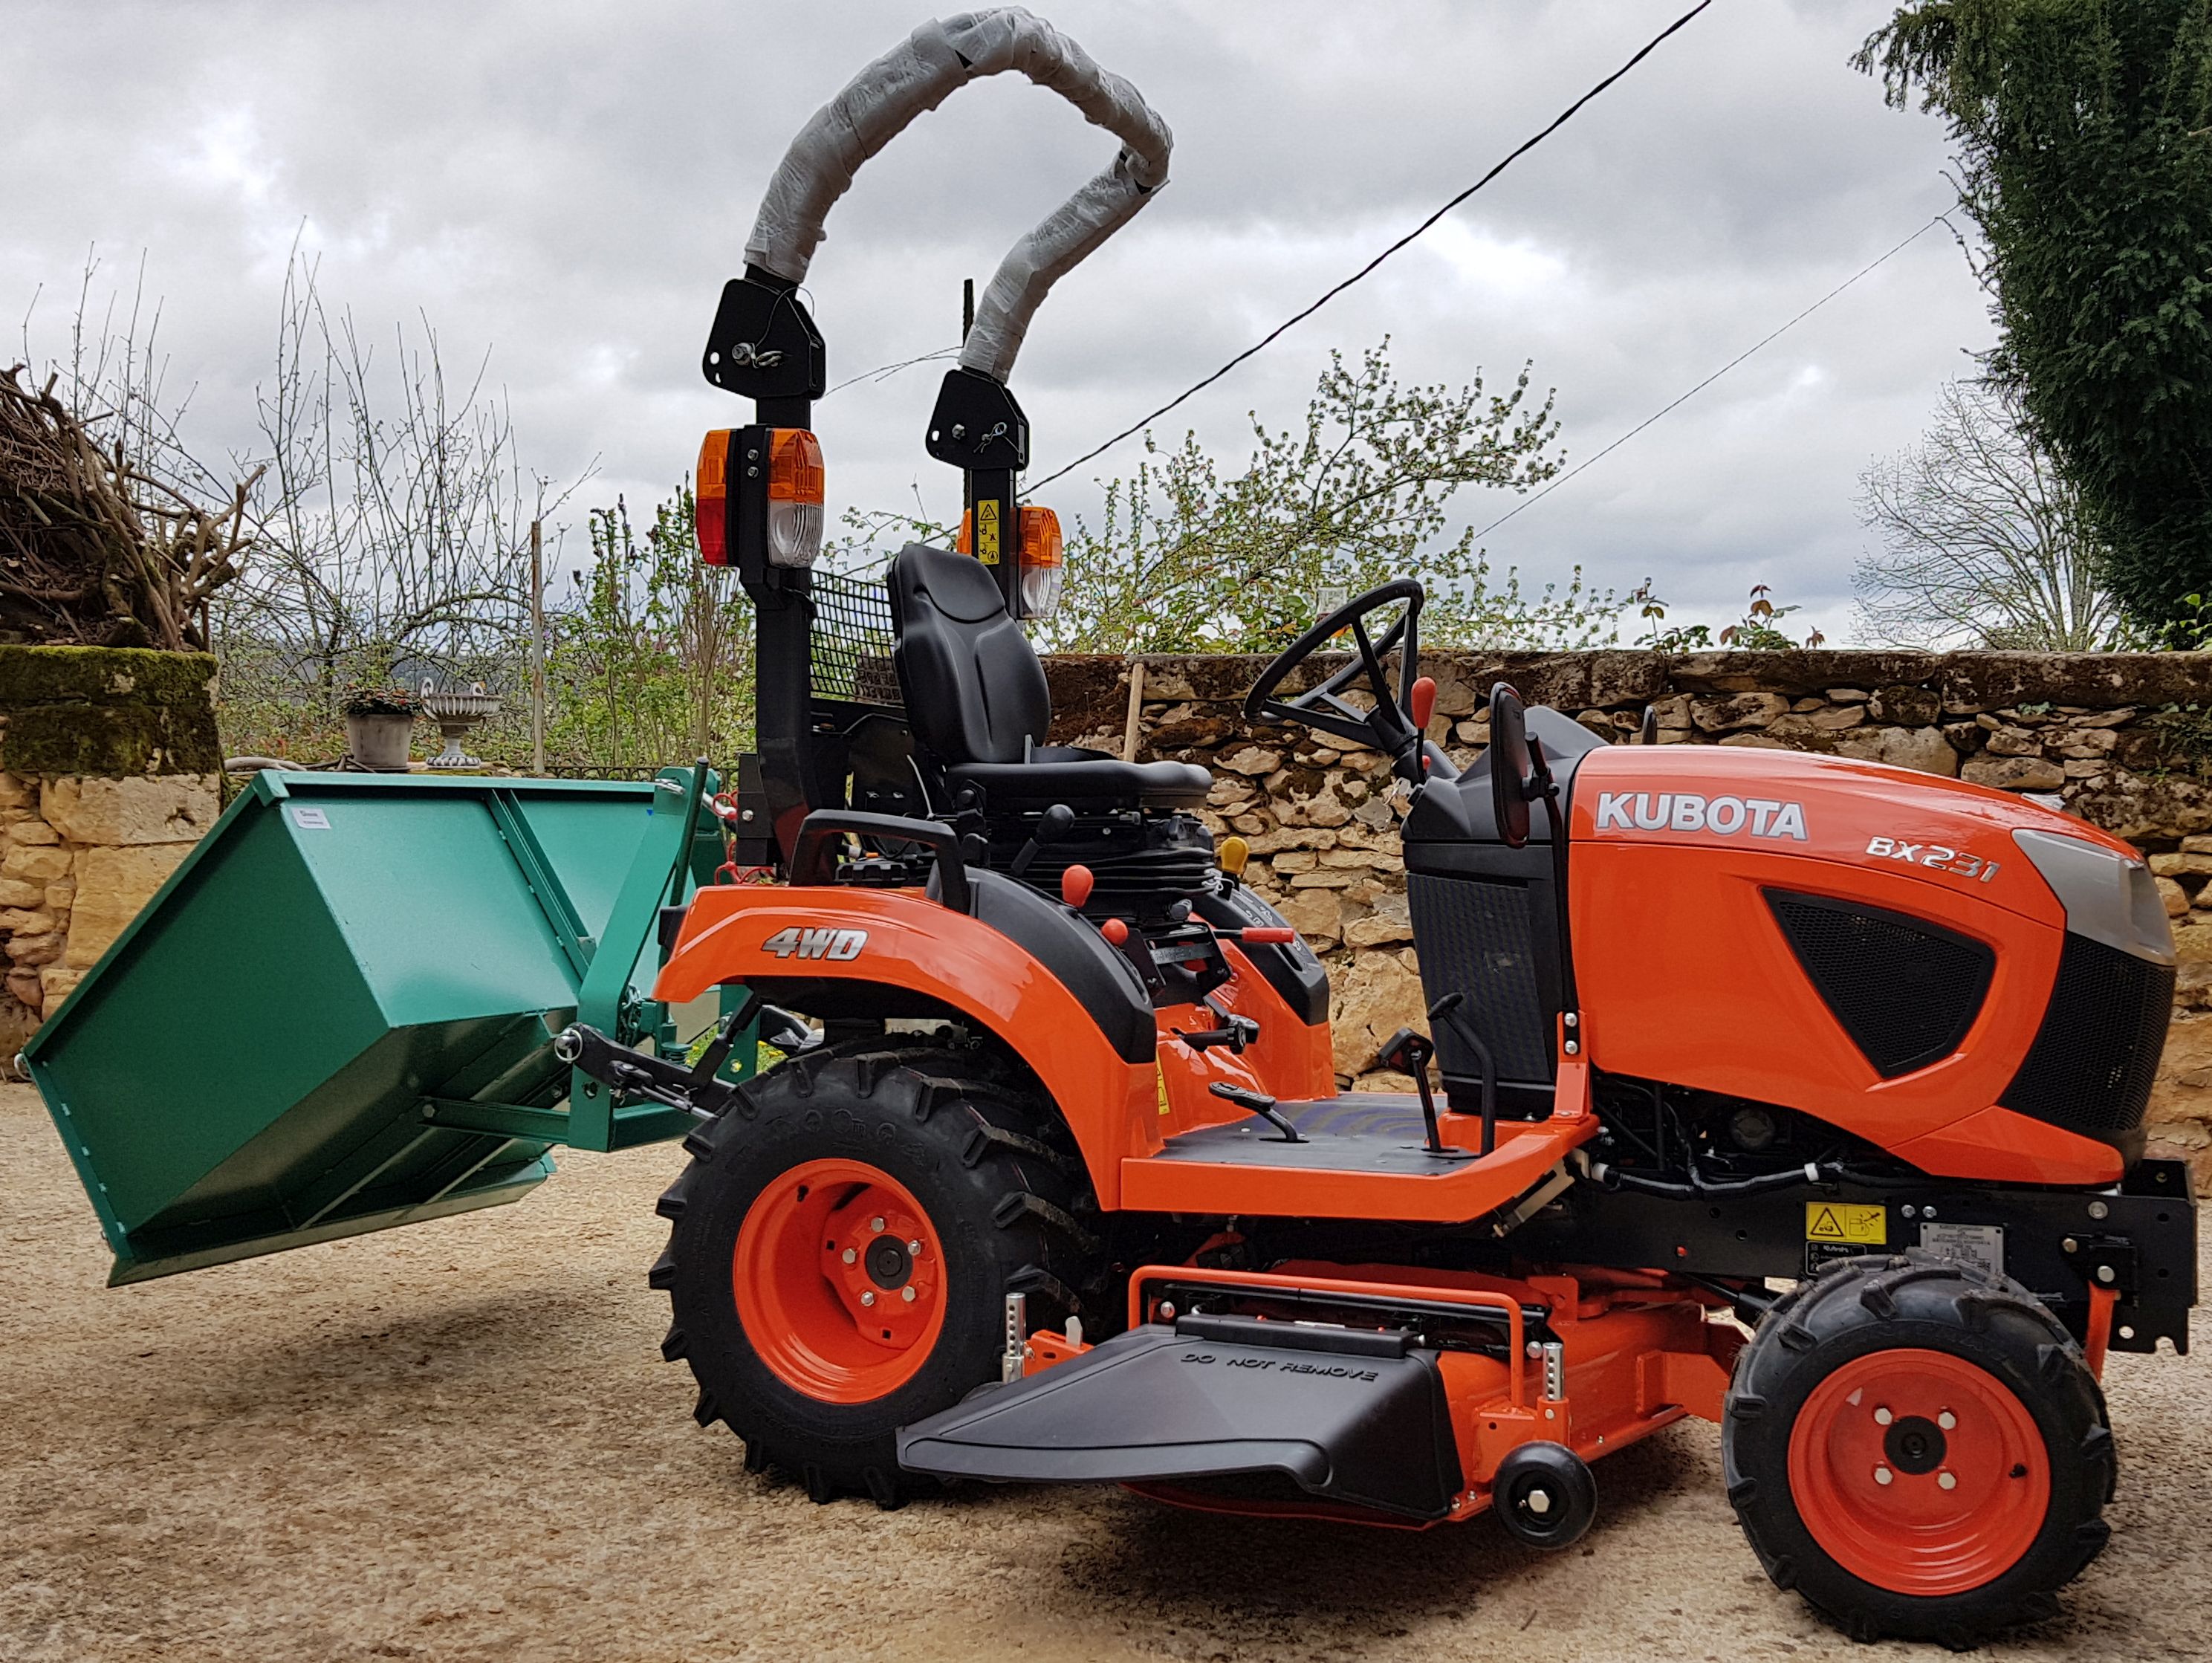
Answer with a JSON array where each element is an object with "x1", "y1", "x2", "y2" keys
[
  {"x1": 649, "y1": 1046, "x2": 1099, "y2": 1510},
  {"x1": 1722, "y1": 1252, "x2": 2115, "y2": 1647},
  {"x1": 1491, "y1": 1442, "x2": 1596, "y2": 1549}
]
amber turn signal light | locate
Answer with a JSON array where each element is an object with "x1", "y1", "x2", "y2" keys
[
  {"x1": 695, "y1": 429, "x2": 733, "y2": 565},
  {"x1": 764, "y1": 428, "x2": 825, "y2": 568}
]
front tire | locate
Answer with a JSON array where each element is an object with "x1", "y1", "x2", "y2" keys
[
  {"x1": 1723, "y1": 1251, "x2": 2114, "y2": 1647},
  {"x1": 650, "y1": 1047, "x2": 1095, "y2": 1507}
]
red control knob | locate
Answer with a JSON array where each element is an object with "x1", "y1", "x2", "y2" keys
[
  {"x1": 1409, "y1": 675, "x2": 1438, "y2": 732},
  {"x1": 1100, "y1": 918, "x2": 1129, "y2": 946},
  {"x1": 1061, "y1": 863, "x2": 1095, "y2": 909}
]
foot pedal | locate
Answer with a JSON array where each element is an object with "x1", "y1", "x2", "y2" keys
[{"x1": 898, "y1": 1315, "x2": 1459, "y2": 1520}]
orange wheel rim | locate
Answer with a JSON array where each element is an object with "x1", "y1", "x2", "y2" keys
[
  {"x1": 733, "y1": 1158, "x2": 947, "y2": 1404},
  {"x1": 1788, "y1": 1348, "x2": 2049, "y2": 1596}
]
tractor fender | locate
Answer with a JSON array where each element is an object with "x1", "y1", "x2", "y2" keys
[{"x1": 655, "y1": 871, "x2": 1161, "y2": 1206}]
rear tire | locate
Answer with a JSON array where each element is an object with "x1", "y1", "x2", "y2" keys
[
  {"x1": 1723, "y1": 1251, "x2": 2113, "y2": 1647},
  {"x1": 650, "y1": 1047, "x2": 1097, "y2": 1507}
]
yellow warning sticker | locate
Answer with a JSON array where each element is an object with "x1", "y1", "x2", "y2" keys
[
  {"x1": 1806, "y1": 1202, "x2": 1886, "y2": 1246},
  {"x1": 1155, "y1": 1065, "x2": 1173, "y2": 1118},
  {"x1": 976, "y1": 498, "x2": 1002, "y2": 565}
]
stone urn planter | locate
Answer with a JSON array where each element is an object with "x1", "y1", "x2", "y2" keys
[{"x1": 421, "y1": 685, "x2": 502, "y2": 770}]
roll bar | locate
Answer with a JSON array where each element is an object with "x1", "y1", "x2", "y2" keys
[
  {"x1": 710, "y1": 9, "x2": 1171, "y2": 861},
  {"x1": 742, "y1": 6, "x2": 1172, "y2": 385}
]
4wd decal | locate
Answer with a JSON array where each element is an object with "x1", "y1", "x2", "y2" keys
[
  {"x1": 1593, "y1": 791, "x2": 1809, "y2": 841},
  {"x1": 761, "y1": 926, "x2": 869, "y2": 961}
]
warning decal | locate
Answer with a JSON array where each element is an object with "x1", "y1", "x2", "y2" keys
[
  {"x1": 976, "y1": 499, "x2": 1002, "y2": 565},
  {"x1": 1155, "y1": 1066, "x2": 1173, "y2": 1118},
  {"x1": 1806, "y1": 1202, "x2": 1886, "y2": 1245}
]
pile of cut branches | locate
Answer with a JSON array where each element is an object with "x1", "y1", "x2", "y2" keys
[{"x1": 0, "y1": 363, "x2": 256, "y2": 650}]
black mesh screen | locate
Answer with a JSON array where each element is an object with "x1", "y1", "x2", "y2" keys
[
  {"x1": 808, "y1": 572, "x2": 902, "y2": 707},
  {"x1": 1765, "y1": 891, "x2": 1994, "y2": 1079},
  {"x1": 1407, "y1": 873, "x2": 1551, "y2": 1083},
  {"x1": 2000, "y1": 933, "x2": 2174, "y2": 1136}
]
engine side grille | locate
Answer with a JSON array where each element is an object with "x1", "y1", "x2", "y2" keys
[
  {"x1": 2000, "y1": 932, "x2": 2174, "y2": 1137},
  {"x1": 1407, "y1": 872, "x2": 1552, "y2": 1083},
  {"x1": 990, "y1": 811, "x2": 1217, "y2": 923},
  {"x1": 1765, "y1": 891, "x2": 1994, "y2": 1078}
]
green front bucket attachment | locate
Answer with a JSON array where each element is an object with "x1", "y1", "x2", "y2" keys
[{"x1": 25, "y1": 768, "x2": 736, "y2": 1286}]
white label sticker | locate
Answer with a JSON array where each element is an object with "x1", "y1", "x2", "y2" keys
[
  {"x1": 1920, "y1": 1222, "x2": 2004, "y2": 1280},
  {"x1": 291, "y1": 806, "x2": 331, "y2": 830}
]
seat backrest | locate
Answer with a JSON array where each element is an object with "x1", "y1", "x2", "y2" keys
[{"x1": 886, "y1": 543, "x2": 1051, "y2": 766}]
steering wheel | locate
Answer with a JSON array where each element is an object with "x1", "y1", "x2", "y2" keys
[{"x1": 1245, "y1": 579, "x2": 1425, "y2": 755}]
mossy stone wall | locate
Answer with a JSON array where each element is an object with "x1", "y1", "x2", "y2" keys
[{"x1": 0, "y1": 647, "x2": 220, "y2": 779}]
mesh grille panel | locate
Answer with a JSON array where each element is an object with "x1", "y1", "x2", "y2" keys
[
  {"x1": 808, "y1": 572, "x2": 901, "y2": 707},
  {"x1": 1407, "y1": 873, "x2": 1551, "y2": 1082},
  {"x1": 2001, "y1": 933, "x2": 2174, "y2": 1135},
  {"x1": 1021, "y1": 847, "x2": 1217, "y2": 903},
  {"x1": 1765, "y1": 892, "x2": 1994, "y2": 1078}
]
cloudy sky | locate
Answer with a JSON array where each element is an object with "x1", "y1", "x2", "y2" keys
[{"x1": 5, "y1": 0, "x2": 1984, "y2": 643}]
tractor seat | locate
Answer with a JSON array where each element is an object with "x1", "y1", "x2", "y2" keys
[{"x1": 886, "y1": 544, "x2": 1210, "y2": 812}]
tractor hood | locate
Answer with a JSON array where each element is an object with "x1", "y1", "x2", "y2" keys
[{"x1": 1565, "y1": 745, "x2": 2165, "y2": 956}]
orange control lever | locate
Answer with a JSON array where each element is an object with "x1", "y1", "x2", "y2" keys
[
  {"x1": 1060, "y1": 863, "x2": 1094, "y2": 908},
  {"x1": 1409, "y1": 675, "x2": 1437, "y2": 732}
]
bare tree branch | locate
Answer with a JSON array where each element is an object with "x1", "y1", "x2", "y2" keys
[{"x1": 1854, "y1": 378, "x2": 2127, "y2": 652}]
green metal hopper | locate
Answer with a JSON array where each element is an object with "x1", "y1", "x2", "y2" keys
[{"x1": 25, "y1": 766, "x2": 743, "y2": 1285}]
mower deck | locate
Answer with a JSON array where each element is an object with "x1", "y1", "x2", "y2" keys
[
  {"x1": 1121, "y1": 1097, "x2": 1593, "y2": 1220},
  {"x1": 899, "y1": 1314, "x2": 1463, "y2": 1520},
  {"x1": 901, "y1": 1260, "x2": 1739, "y2": 1530}
]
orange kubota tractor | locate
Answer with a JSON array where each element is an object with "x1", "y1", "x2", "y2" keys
[{"x1": 560, "y1": 10, "x2": 2199, "y2": 1646}]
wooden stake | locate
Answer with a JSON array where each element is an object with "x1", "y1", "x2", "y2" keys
[
  {"x1": 1121, "y1": 659, "x2": 1146, "y2": 763},
  {"x1": 529, "y1": 519, "x2": 546, "y2": 776}
]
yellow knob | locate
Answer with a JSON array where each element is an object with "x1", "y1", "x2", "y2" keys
[{"x1": 1219, "y1": 834, "x2": 1250, "y2": 879}]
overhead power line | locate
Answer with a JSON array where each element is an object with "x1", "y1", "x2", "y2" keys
[
  {"x1": 826, "y1": 344, "x2": 961, "y2": 397},
  {"x1": 1471, "y1": 214, "x2": 1947, "y2": 541},
  {"x1": 1026, "y1": 0, "x2": 1717, "y2": 491}
]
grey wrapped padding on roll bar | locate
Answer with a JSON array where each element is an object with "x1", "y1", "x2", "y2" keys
[{"x1": 744, "y1": 6, "x2": 1171, "y2": 385}]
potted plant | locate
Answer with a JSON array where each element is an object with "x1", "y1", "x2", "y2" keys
[{"x1": 340, "y1": 687, "x2": 418, "y2": 772}]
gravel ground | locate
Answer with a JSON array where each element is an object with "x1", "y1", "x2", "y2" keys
[{"x1": 4, "y1": 1081, "x2": 2208, "y2": 1663}]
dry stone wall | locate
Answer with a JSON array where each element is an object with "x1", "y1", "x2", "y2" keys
[
  {"x1": 0, "y1": 647, "x2": 221, "y2": 1057},
  {"x1": 1045, "y1": 648, "x2": 2212, "y2": 1192},
  {"x1": 10, "y1": 641, "x2": 2207, "y2": 1190}
]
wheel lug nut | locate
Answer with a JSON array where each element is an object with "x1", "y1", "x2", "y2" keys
[
  {"x1": 871, "y1": 1216, "x2": 886, "y2": 1232},
  {"x1": 1938, "y1": 1471, "x2": 1957, "y2": 1491},
  {"x1": 1873, "y1": 1407, "x2": 1892, "y2": 1426},
  {"x1": 908, "y1": 1239, "x2": 922, "y2": 1255},
  {"x1": 1938, "y1": 1410, "x2": 1956, "y2": 1430},
  {"x1": 901, "y1": 1286, "x2": 916, "y2": 1303},
  {"x1": 841, "y1": 1248, "x2": 857, "y2": 1264},
  {"x1": 860, "y1": 1291, "x2": 876, "y2": 1307},
  {"x1": 1873, "y1": 1466, "x2": 1893, "y2": 1486}
]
